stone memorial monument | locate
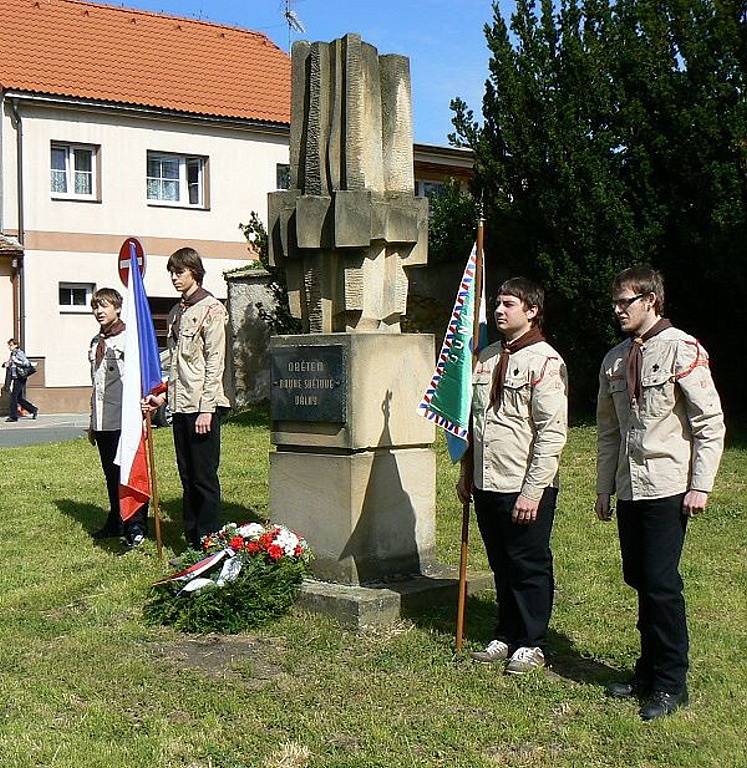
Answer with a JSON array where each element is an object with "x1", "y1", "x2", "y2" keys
[{"x1": 267, "y1": 34, "x2": 488, "y2": 626}]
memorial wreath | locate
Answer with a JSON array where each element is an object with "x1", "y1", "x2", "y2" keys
[{"x1": 145, "y1": 522, "x2": 312, "y2": 634}]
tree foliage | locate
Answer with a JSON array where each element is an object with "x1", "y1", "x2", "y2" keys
[
  {"x1": 427, "y1": 178, "x2": 479, "y2": 263},
  {"x1": 239, "y1": 212, "x2": 301, "y2": 335},
  {"x1": 451, "y1": 0, "x2": 746, "y2": 412}
]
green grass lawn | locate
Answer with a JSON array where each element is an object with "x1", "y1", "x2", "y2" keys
[{"x1": 0, "y1": 408, "x2": 745, "y2": 768}]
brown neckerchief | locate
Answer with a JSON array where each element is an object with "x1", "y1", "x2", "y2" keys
[
  {"x1": 172, "y1": 286, "x2": 212, "y2": 342},
  {"x1": 625, "y1": 317, "x2": 673, "y2": 404},
  {"x1": 488, "y1": 326, "x2": 546, "y2": 408},
  {"x1": 95, "y1": 319, "x2": 126, "y2": 367}
]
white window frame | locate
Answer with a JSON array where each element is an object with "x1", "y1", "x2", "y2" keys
[
  {"x1": 58, "y1": 282, "x2": 95, "y2": 314},
  {"x1": 147, "y1": 151, "x2": 206, "y2": 208},
  {"x1": 50, "y1": 143, "x2": 97, "y2": 200}
]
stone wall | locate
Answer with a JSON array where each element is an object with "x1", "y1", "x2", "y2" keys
[{"x1": 224, "y1": 267, "x2": 276, "y2": 406}]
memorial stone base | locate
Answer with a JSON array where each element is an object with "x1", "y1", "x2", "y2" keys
[{"x1": 269, "y1": 332, "x2": 492, "y2": 627}]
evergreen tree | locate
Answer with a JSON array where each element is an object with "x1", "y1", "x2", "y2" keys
[{"x1": 452, "y1": 0, "x2": 746, "y2": 412}]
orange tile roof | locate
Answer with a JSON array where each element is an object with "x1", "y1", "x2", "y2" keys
[{"x1": 0, "y1": 0, "x2": 291, "y2": 124}]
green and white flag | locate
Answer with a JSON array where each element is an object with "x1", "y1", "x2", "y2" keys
[{"x1": 418, "y1": 245, "x2": 486, "y2": 462}]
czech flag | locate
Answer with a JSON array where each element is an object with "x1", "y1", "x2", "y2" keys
[
  {"x1": 418, "y1": 244, "x2": 488, "y2": 462},
  {"x1": 115, "y1": 242, "x2": 165, "y2": 521}
]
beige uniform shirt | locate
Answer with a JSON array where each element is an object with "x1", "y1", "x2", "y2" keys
[
  {"x1": 472, "y1": 340, "x2": 568, "y2": 501},
  {"x1": 165, "y1": 295, "x2": 230, "y2": 414},
  {"x1": 596, "y1": 326, "x2": 725, "y2": 500},
  {"x1": 88, "y1": 333, "x2": 125, "y2": 431}
]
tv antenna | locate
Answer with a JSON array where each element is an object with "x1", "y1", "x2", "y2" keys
[{"x1": 283, "y1": 0, "x2": 306, "y2": 49}]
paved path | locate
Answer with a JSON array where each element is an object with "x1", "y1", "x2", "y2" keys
[{"x1": 0, "y1": 412, "x2": 89, "y2": 448}]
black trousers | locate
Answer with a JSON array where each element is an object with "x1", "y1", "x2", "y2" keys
[
  {"x1": 617, "y1": 493, "x2": 689, "y2": 694},
  {"x1": 9, "y1": 377, "x2": 36, "y2": 419},
  {"x1": 473, "y1": 486, "x2": 557, "y2": 649},
  {"x1": 172, "y1": 412, "x2": 222, "y2": 547},
  {"x1": 94, "y1": 429, "x2": 147, "y2": 535}
]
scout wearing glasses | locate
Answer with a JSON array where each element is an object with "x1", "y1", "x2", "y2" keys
[{"x1": 596, "y1": 266, "x2": 725, "y2": 721}]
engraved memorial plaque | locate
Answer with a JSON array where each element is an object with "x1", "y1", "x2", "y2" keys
[{"x1": 271, "y1": 345, "x2": 346, "y2": 422}]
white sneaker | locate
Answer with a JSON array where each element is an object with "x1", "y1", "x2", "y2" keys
[
  {"x1": 505, "y1": 646, "x2": 545, "y2": 675},
  {"x1": 470, "y1": 639, "x2": 509, "y2": 663}
]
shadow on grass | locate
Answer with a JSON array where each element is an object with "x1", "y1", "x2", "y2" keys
[
  {"x1": 55, "y1": 497, "x2": 264, "y2": 557},
  {"x1": 54, "y1": 500, "x2": 130, "y2": 555},
  {"x1": 224, "y1": 404, "x2": 271, "y2": 429},
  {"x1": 405, "y1": 591, "x2": 619, "y2": 687}
]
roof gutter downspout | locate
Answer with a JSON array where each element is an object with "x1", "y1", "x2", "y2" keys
[{"x1": 9, "y1": 97, "x2": 25, "y2": 347}]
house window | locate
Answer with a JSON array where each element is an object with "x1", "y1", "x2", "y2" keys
[
  {"x1": 50, "y1": 143, "x2": 97, "y2": 199},
  {"x1": 147, "y1": 152, "x2": 206, "y2": 207},
  {"x1": 59, "y1": 282, "x2": 94, "y2": 313},
  {"x1": 276, "y1": 163, "x2": 291, "y2": 190},
  {"x1": 417, "y1": 180, "x2": 446, "y2": 199}
]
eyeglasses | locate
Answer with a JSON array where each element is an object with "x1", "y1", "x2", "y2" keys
[{"x1": 611, "y1": 293, "x2": 649, "y2": 311}]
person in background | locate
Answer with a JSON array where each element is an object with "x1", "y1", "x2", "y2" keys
[
  {"x1": 3, "y1": 338, "x2": 38, "y2": 422},
  {"x1": 596, "y1": 265, "x2": 725, "y2": 721},
  {"x1": 88, "y1": 288, "x2": 147, "y2": 546}
]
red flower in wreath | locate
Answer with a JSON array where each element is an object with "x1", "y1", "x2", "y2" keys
[
  {"x1": 267, "y1": 544, "x2": 284, "y2": 561},
  {"x1": 229, "y1": 535, "x2": 244, "y2": 551},
  {"x1": 246, "y1": 540, "x2": 261, "y2": 554}
]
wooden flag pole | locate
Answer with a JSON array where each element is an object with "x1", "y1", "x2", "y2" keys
[
  {"x1": 455, "y1": 210, "x2": 485, "y2": 653},
  {"x1": 144, "y1": 411, "x2": 163, "y2": 560}
]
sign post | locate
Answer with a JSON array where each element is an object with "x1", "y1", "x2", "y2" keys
[{"x1": 118, "y1": 237, "x2": 146, "y2": 286}]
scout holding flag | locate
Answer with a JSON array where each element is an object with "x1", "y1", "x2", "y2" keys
[{"x1": 419, "y1": 219, "x2": 568, "y2": 672}]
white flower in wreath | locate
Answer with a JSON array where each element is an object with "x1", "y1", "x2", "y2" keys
[
  {"x1": 274, "y1": 527, "x2": 300, "y2": 556},
  {"x1": 237, "y1": 522, "x2": 265, "y2": 539},
  {"x1": 220, "y1": 523, "x2": 238, "y2": 536}
]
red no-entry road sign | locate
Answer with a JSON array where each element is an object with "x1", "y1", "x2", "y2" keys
[{"x1": 118, "y1": 237, "x2": 146, "y2": 286}]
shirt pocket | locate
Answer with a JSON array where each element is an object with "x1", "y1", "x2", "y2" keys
[
  {"x1": 179, "y1": 324, "x2": 202, "y2": 361},
  {"x1": 640, "y1": 367, "x2": 675, "y2": 418},
  {"x1": 103, "y1": 348, "x2": 124, "y2": 385},
  {"x1": 103, "y1": 347, "x2": 123, "y2": 370},
  {"x1": 501, "y1": 371, "x2": 531, "y2": 418},
  {"x1": 472, "y1": 371, "x2": 493, "y2": 412}
]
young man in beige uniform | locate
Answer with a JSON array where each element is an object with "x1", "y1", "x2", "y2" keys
[
  {"x1": 457, "y1": 277, "x2": 568, "y2": 674},
  {"x1": 596, "y1": 266, "x2": 725, "y2": 720},
  {"x1": 145, "y1": 248, "x2": 230, "y2": 549}
]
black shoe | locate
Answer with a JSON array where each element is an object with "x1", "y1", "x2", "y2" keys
[
  {"x1": 640, "y1": 688, "x2": 689, "y2": 721},
  {"x1": 606, "y1": 677, "x2": 650, "y2": 699},
  {"x1": 124, "y1": 523, "x2": 146, "y2": 547},
  {"x1": 32, "y1": 409, "x2": 39, "y2": 420},
  {"x1": 5, "y1": 417, "x2": 18, "y2": 422}
]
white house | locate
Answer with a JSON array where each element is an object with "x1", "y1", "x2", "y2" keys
[{"x1": 1, "y1": 0, "x2": 292, "y2": 412}]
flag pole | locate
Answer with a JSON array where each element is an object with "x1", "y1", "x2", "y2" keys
[
  {"x1": 455, "y1": 205, "x2": 485, "y2": 653},
  {"x1": 144, "y1": 411, "x2": 163, "y2": 560}
]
